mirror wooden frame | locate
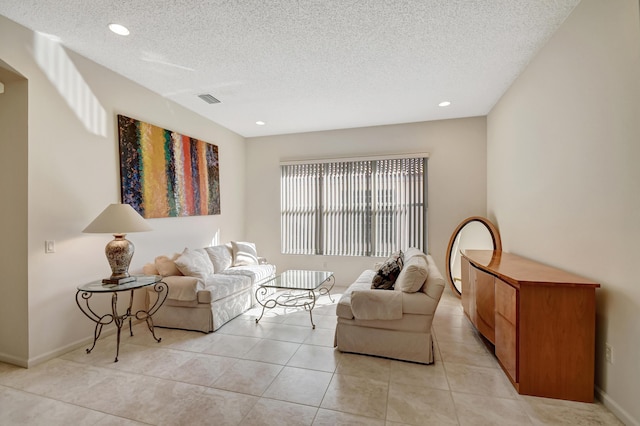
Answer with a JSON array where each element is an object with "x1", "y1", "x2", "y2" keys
[{"x1": 445, "y1": 216, "x2": 502, "y2": 297}]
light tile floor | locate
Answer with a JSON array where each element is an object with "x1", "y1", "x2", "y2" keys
[{"x1": 0, "y1": 285, "x2": 623, "y2": 425}]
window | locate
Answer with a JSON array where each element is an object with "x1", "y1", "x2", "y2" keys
[{"x1": 281, "y1": 155, "x2": 427, "y2": 257}]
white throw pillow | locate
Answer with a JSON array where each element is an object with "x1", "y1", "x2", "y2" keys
[
  {"x1": 204, "y1": 245, "x2": 233, "y2": 273},
  {"x1": 394, "y1": 255, "x2": 429, "y2": 293},
  {"x1": 174, "y1": 248, "x2": 214, "y2": 280},
  {"x1": 231, "y1": 241, "x2": 259, "y2": 266}
]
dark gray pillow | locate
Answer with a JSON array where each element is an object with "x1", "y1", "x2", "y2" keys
[{"x1": 371, "y1": 250, "x2": 404, "y2": 290}]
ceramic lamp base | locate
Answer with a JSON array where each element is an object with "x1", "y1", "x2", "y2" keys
[{"x1": 104, "y1": 234, "x2": 135, "y2": 285}]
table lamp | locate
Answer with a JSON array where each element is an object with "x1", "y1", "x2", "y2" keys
[{"x1": 83, "y1": 203, "x2": 152, "y2": 284}]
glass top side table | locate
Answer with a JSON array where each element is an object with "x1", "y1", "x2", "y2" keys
[{"x1": 75, "y1": 275, "x2": 168, "y2": 362}]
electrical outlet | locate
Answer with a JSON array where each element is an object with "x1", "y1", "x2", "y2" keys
[
  {"x1": 45, "y1": 240, "x2": 55, "y2": 254},
  {"x1": 605, "y1": 343, "x2": 613, "y2": 364}
]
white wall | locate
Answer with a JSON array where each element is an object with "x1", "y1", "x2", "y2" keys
[
  {"x1": 0, "y1": 64, "x2": 28, "y2": 364},
  {"x1": 0, "y1": 15, "x2": 247, "y2": 366},
  {"x1": 487, "y1": 0, "x2": 640, "y2": 424},
  {"x1": 245, "y1": 117, "x2": 487, "y2": 285}
]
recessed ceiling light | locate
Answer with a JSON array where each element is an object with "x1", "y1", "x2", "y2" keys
[
  {"x1": 439, "y1": 101, "x2": 451, "y2": 107},
  {"x1": 256, "y1": 121, "x2": 266, "y2": 126},
  {"x1": 108, "y1": 23, "x2": 130, "y2": 36}
]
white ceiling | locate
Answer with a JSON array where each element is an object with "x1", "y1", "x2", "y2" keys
[{"x1": 0, "y1": 0, "x2": 580, "y2": 137}]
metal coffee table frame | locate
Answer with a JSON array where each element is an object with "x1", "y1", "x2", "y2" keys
[
  {"x1": 76, "y1": 275, "x2": 168, "y2": 362},
  {"x1": 255, "y1": 270, "x2": 334, "y2": 329}
]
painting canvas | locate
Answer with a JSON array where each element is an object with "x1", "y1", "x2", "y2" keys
[{"x1": 117, "y1": 114, "x2": 220, "y2": 218}]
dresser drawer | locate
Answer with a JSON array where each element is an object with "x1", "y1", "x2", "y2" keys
[{"x1": 495, "y1": 278, "x2": 516, "y2": 324}]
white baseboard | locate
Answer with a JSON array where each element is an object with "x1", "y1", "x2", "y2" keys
[
  {"x1": 27, "y1": 324, "x2": 128, "y2": 367},
  {"x1": 596, "y1": 385, "x2": 639, "y2": 426},
  {"x1": 0, "y1": 325, "x2": 121, "y2": 369},
  {"x1": 0, "y1": 352, "x2": 28, "y2": 368},
  {"x1": 27, "y1": 336, "x2": 100, "y2": 368}
]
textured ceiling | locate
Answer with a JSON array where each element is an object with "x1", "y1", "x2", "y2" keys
[{"x1": 0, "y1": 0, "x2": 580, "y2": 137}]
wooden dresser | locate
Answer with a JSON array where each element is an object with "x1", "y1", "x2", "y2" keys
[{"x1": 461, "y1": 250, "x2": 600, "y2": 402}]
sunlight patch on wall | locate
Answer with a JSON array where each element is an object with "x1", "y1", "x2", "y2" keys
[
  {"x1": 34, "y1": 32, "x2": 107, "y2": 137},
  {"x1": 210, "y1": 229, "x2": 221, "y2": 246}
]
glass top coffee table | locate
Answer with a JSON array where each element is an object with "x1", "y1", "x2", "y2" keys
[{"x1": 255, "y1": 270, "x2": 335, "y2": 329}]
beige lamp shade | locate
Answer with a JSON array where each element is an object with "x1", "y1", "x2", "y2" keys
[
  {"x1": 83, "y1": 203, "x2": 153, "y2": 234},
  {"x1": 83, "y1": 203, "x2": 152, "y2": 284}
]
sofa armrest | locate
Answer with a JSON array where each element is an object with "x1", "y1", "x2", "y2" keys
[
  {"x1": 423, "y1": 255, "x2": 445, "y2": 301},
  {"x1": 350, "y1": 289, "x2": 403, "y2": 320},
  {"x1": 158, "y1": 275, "x2": 202, "y2": 302}
]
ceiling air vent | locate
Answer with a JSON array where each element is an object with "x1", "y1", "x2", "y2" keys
[{"x1": 198, "y1": 94, "x2": 221, "y2": 104}]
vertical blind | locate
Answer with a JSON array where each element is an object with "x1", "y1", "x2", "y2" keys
[{"x1": 281, "y1": 156, "x2": 427, "y2": 257}]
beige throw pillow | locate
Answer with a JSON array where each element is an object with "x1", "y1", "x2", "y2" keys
[
  {"x1": 231, "y1": 241, "x2": 259, "y2": 266},
  {"x1": 174, "y1": 248, "x2": 214, "y2": 280},
  {"x1": 394, "y1": 254, "x2": 429, "y2": 293},
  {"x1": 142, "y1": 262, "x2": 158, "y2": 276},
  {"x1": 404, "y1": 247, "x2": 428, "y2": 262},
  {"x1": 154, "y1": 254, "x2": 183, "y2": 277}
]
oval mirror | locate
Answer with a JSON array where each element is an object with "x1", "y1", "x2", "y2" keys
[{"x1": 445, "y1": 216, "x2": 502, "y2": 297}]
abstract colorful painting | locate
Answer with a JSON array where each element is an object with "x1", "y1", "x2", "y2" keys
[{"x1": 117, "y1": 115, "x2": 220, "y2": 218}]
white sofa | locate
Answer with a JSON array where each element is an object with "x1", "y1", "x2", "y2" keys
[
  {"x1": 143, "y1": 242, "x2": 276, "y2": 333},
  {"x1": 334, "y1": 248, "x2": 445, "y2": 364}
]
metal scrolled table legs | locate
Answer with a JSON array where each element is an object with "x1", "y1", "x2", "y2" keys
[
  {"x1": 75, "y1": 281, "x2": 168, "y2": 362},
  {"x1": 75, "y1": 291, "x2": 114, "y2": 356},
  {"x1": 254, "y1": 286, "x2": 276, "y2": 325},
  {"x1": 75, "y1": 290, "x2": 131, "y2": 362},
  {"x1": 317, "y1": 275, "x2": 336, "y2": 302},
  {"x1": 254, "y1": 286, "x2": 317, "y2": 329},
  {"x1": 135, "y1": 281, "x2": 168, "y2": 344},
  {"x1": 74, "y1": 291, "x2": 131, "y2": 363},
  {"x1": 304, "y1": 289, "x2": 317, "y2": 329},
  {"x1": 111, "y1": 290, "x2": 134, "y2": 362}
]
